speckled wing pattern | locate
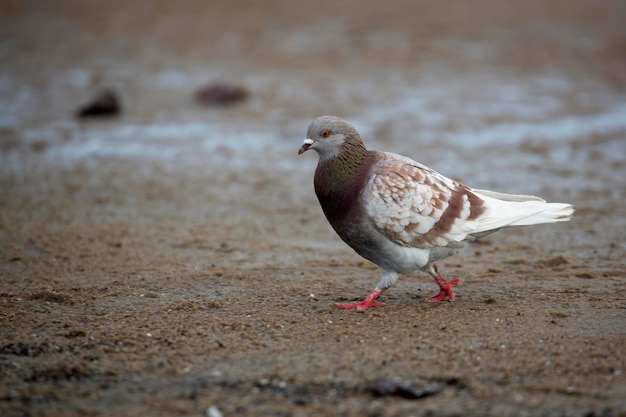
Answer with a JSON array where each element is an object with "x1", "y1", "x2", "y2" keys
[{"x1": 364, "y1": 152, "x2": 486, "y2": 248}]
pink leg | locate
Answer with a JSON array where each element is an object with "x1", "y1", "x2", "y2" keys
[
  {"x1": 427, "y1": 275, "x2": 463, "y2": 302},
  {"x1": 336, "y1": 289, "x2": 385, "y2": 310}
]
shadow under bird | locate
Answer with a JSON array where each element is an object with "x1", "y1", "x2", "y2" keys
[{"x1": 298, "y1": 116, "x2": 574, "y2": 310}]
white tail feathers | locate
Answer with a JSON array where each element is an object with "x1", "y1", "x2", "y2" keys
[
  {"x1": 509, "y1": 202, "x2": 574, "y2": 226},
  {"x1": 470, "y1": 189, "x2": 574, "y2": 234},
  {"x1": 473, "y1": 189, "x2": 546, "y2": 203}
]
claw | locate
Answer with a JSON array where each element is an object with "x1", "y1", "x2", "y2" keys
[
  {"x1": 335, "y1": 300, "x2": 385, "y2": 310},
  {"x1": 336, "y1": 289, "x2": 384, "y2": 310},
  {"x1": 427, "y1": 276, "x2": 462, "y2": 302}
]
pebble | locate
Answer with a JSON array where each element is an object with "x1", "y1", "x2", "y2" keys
[{"x1": 207, "y1": 405, "x2": 223, "y2": 417}]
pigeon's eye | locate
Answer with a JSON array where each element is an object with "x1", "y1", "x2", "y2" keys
[{"x1": 321, "y1": 130, "x2": 331, "y2": 138}]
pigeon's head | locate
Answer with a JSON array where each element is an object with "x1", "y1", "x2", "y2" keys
[{"x1": 298, "y1": 116, "x2": 363, "y2": 159}]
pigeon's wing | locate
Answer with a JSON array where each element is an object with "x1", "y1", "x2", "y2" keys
[{"x1": 363, "y1": 153, "x2": 487, "y2": 248}]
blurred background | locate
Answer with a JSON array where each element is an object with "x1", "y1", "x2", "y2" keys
[
  {"x1": 2, "y1": 1, "x2": 626, "y2": 416},
  {"x1": 1, "y1": 0, "x2": 625, "y2": 187}
]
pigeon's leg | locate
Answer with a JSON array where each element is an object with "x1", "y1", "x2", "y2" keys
[
  {"x1": 426, "y1": 264, "x2": 462, "y2": 302},
  {"x1": 336, "y1": 270, "x2": 398, "y2": 310},
  {"x1": 335, "y1": 288, "x2": 386, "y2": 310}
]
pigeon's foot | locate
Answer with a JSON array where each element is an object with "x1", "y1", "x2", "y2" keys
[
  {"x1": 427, "y1": 276, "x2": 463, "y2": 302},
  {"x1": 336, "y1": 289, "x2": 385, "y2": 310}
]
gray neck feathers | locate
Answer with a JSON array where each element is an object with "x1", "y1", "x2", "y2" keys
[
  {"x1": 316, "y1": 140, "x2": 368, "y2": 192},
  {"x1": 314, "y1": 139, "x2": 371, "y2": 221}
]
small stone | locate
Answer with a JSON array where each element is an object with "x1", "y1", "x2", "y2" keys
[
  {"x1": 75, "y1": 88, "x2": 121, "y2": 118},
  {"x1": 195, "y1": 82, "x2": 249, "y2": 107},
  {"x1": 537, "y1": 255, "x2": 569, "y2": 268},
  {"x1": 368, "y1": 379, "x2": 442, "y2": 400},
  {"x1": 207, "y1": 405, "x2": 223, "y2": 417}
]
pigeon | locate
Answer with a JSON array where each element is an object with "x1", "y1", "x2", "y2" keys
[{"x1": 298, "y1": 116, "x2": 574, "y2": 310}]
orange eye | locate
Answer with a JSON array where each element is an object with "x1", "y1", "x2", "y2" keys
[{"x1": 321, "y1": 130, "x2": 331, "y2": 138}]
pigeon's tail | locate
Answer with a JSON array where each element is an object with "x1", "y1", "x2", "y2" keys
[
  {"x1": 469, "y1": 189, "x2": 574, "y2": 234},
  {"x1": 508, "y1": 202, "x2": 574, "y2": 226}
]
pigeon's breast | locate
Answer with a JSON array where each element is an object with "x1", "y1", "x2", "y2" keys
[{"x1": 314, "y1": 153, "x2": 381, "y2": 225}]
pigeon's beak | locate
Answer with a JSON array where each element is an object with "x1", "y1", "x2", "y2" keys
[{"x1": 298, "y1": 138, "x2": 314, "y2": 155}]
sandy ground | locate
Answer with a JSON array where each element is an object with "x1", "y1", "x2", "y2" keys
[{"x1": 1, "y1": 1, "x2": 626, "y2": 416}]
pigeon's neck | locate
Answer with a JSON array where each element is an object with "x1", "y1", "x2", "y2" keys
[
  {"x1": 316, "y1": 141, "x2": 369, "y2": 190},
  {"x1": 314, "y1": 141, "x2": 372, "y2": 220}
]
